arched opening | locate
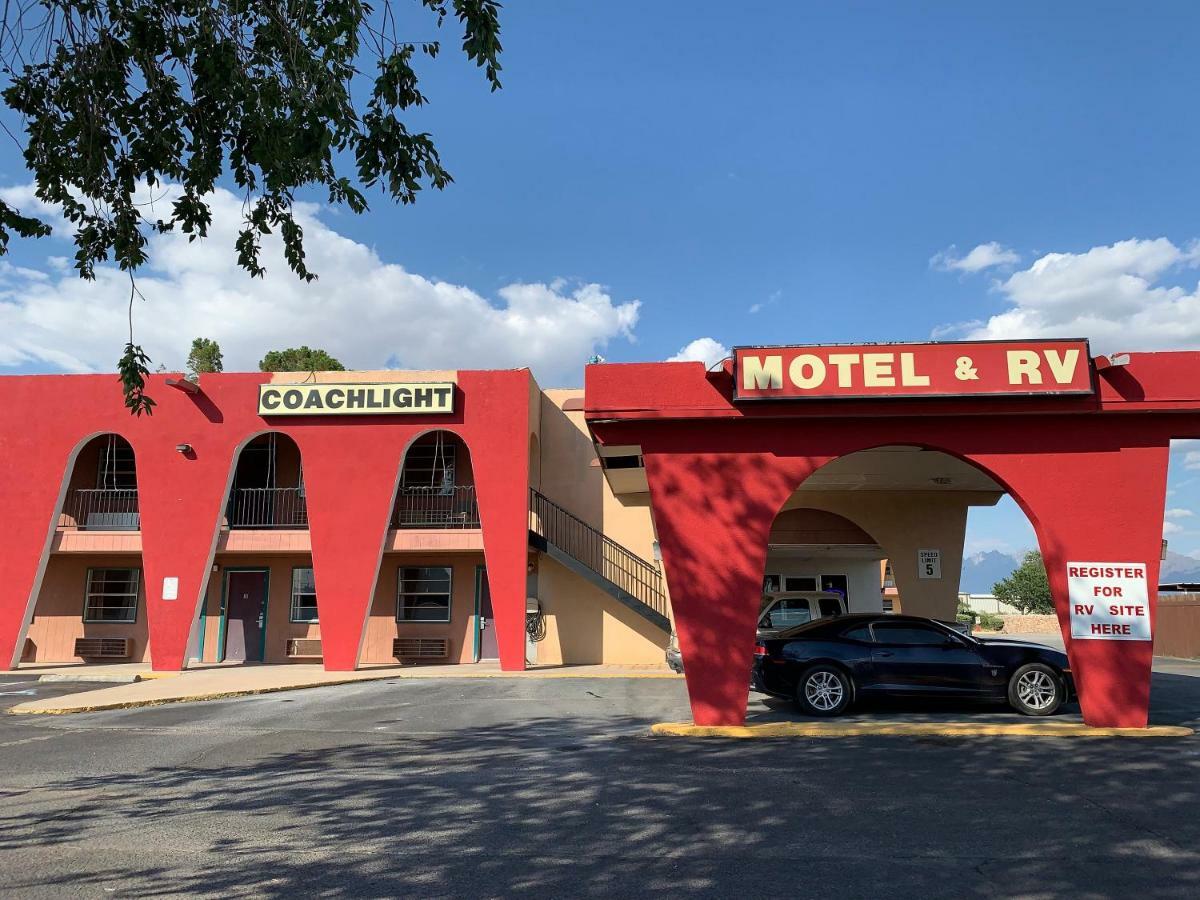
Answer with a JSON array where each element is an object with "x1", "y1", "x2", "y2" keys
[
  {"x1": 224, "y1": 432, "x2": 307, "y2": 529},
  {"x1": 57, "y1": 433, "x2": 139, "y2": 531},
  {"x1": 393, "y1": 430, "x2": 479, "y2": 529},
  {"x1": 747, "y1": 444, "x2": 1067, "y2": 719},
  {"x1": 774, "y1": 444, "x2": 1020, "y2": 625},
  {"x1": 24, "y1": 433, "x2": 146, "y2": 665}
]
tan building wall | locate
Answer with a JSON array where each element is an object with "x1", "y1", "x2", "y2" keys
[
  {"x1": 532, "y1": 390, "x2": 671, "y2": 664},
  {"x1": 25, "y1": 554, "x2": 149, "y2": 662},
  {"x1": 199, "y1": 555, "x2": 321, "y2": 664},
  {"x1": 361, "y1": 553, "x2": 484, "y2": 665},
  {"x1": 197, "y1": 552, "x2": 485, "y2": 665},
  {"x1": 532, "y1": 557, "x2": 668, "y2": 665}
]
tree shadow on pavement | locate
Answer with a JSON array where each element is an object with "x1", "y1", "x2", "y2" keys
[{"x1": 1, "y1": 701, "x2": 1199, "y2": 899}]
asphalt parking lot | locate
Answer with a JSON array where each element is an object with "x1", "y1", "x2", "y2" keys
[{"x1": 1, "y1": 666, "x2": 1199, "y2": 899}]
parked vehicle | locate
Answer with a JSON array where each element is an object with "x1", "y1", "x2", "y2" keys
[
  {"x1": 751, "y1": 614, "x2": 1073, "y2": 717},
  {"x1": 666, "y1": 591, "x2": 848, "y2": 673}
]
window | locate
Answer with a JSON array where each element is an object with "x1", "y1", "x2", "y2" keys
[
  {"x1": 842, "y1": 624, "x2": 873, "y2": 642},
  {"x1": 783, "y1": 576, "x2": 818, "y2": 592},
  {"x1": 398, "y1": 567, "x2": 452, "y2": 622},
  {"x1": 96, "y1": 437, "x2": 137, "y2": 490},
  {"x1": 83, "y1": 568, "x2": 140, "y2": 623},
  {"x1": 290, "y1": 568, "x2": 318, "y2": 622},
  {"x1": 401, "y1": 441, "x2": 457, "y2": 488},
  {"x1": 871, "y1": 622, "x2": 953, "y2": 646},
  {"x1": 817, "y1": 596, "x2": 844, "y2": 617},
  {"x1": 761, "y1": 597, "x2": 811, "y2": 630}
]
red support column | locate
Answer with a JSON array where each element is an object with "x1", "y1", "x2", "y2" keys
[
  {"x1": 641, "y1": 438, "x2": 829, "y2": 725},
  {"x1": 465, "y1": 371, "x2": 533, "y2": 672},
  {"x1": 292, "y1": 430, "x2": 403, "y2": 672},
  {"x1": 973, "y1": 443, "x2": 1170, "y2": 728},
  {"x1": 0, "y1": 432, "x2": 81, "y2": 669},
  {"x1": 133, "y1": 433, "x2": 239, "y2": 671}
]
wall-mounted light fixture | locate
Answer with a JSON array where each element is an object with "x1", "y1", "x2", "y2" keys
[{"x1": 175, "y1": 443, "x2": 195, "y2": 458}]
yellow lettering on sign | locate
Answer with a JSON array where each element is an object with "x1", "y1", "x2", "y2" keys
[
  {"x1": 742, "y1": 355, "x2": 783, "y2": 390},
  {"x1": 899, "y1": 352, "x2": 931, "y2": 387},
  {"x1": 1045, "y1": 348, "x2": 1080, "y2": 384},
  {"x1": 1007, "y1": 350, "x2": 1042, "y2": 385},
  {"x1": 789, "y1": 354, "x2": 826, "y2": 389},
  {"x1": 862, "y1": 353, "x2": 895, "y2": 387},
  {"x1": 827, "y1": 353, "x2": 860, "y2": 387}
]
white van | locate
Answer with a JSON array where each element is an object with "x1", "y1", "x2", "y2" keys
[
  {"x1": 665, "y1": 590, "x2": 848, "y2": 672},
  {"x1": 757, "y1": 591, "x2": 847, "y2": 637}
]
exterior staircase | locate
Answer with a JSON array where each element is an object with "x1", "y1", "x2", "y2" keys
[{"x1": 528, "y1": 489, "x2": 670, "y2": 632}]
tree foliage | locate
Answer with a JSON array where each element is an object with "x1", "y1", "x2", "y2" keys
[
  {"x1": 0, "y1": 0, "x2": 503, "y2": 412},
  {"x1": 259, "y1": 345, "x2": 344, "y2": 372},
  {"x1": 187, "y1": 337, "x2": 223, "y2": 374},
  {"x1": 993, "y1": 550, "x2": 1054, "y2": 615}
]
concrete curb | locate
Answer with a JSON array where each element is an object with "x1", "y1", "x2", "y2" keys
[
  {"x1": 650, "y1": 721, "x2": 1195, "y2": 739},
  {"x1": 9, "y1": 670, "x2": 681, "y2": 716},
  {"x1": 38, "y1": 673, "x2": 143, "y2": 684}
]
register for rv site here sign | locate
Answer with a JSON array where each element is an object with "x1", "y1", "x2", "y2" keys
[{"x1": 1067, "y1": 562, "x2": 1152, "y2": 641}]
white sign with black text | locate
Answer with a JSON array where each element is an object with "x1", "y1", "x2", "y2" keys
[
  {"x1": 1067, "y1": 562, "x2": 1151, "y2": 641},
  {"x1": 917, "y1": 549, "x2": 942, "y2": 580}
]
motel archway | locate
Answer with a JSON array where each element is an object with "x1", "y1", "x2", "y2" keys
[{"x1": 585, "y1": 341, "x2": 1200, "y2": 729}]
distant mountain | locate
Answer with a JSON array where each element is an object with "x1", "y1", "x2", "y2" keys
[
  {"x1": 1161, "y1": 550, "x2": 1200, "y2": 585},
  {"x1": 959, "y1": 550, "x2": 1021, "y2": 594},
  {"x1": 958, "y1": 548, "x2": 1200, "y2": 594}
]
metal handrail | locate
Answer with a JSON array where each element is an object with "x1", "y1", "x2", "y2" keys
[
  {"x1": 227, "y1": 487, "x2": 309, "y2": 529},
  {"x1": 59, "y1": 488, "x2": 140, "y2": 530},
  {"x1": 528, "y1": 488, "x2": 667, "y2": 619},
  {"x1": 395, "y1": 485, "x2": 480, "y2": 529}
]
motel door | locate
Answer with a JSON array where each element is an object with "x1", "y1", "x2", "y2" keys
[
  {"x1": 225, "y1": 570, "x2": 269, "y2": 663},
  {"x1": 476, "y1": 568, "x2": 499, "y2": 661}
]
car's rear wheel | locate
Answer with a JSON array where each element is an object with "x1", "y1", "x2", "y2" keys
[
  {"x1": 794, "y1": 665, "x2": 852, "y2": 717},
  {"x1": 1008, "y1": 663, "x2": 1064, "y2": 717}
]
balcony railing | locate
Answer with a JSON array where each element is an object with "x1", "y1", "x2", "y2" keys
[
  {"x1": 59, "y1": 488, "x2": 140, "y2": 530},
  {"x1": 394, "y1": 485, "x2": 480, "y2": 529},
  {"x1": 227, "y1": 487, "x2": 309, "y2": 529}
]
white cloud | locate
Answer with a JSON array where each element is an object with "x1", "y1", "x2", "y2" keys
[
  {"x1": 1166, "y1": 508, "x2": 1195, "y2": 519},
  {"x1": 930, "y1": 242, "x2": 1020, "y2": 273},
  {"x1": 944, "y1": 237, "x2": 1200, "y2": 352},
  {"x1": 667, "y1": 337, "x2": 729, "y2": 368},
  {"x1": 1164, "y1": 521, "x2": 1183, "y2": 536},
  {"x1": 0, "y1": 184, "x2": 640, "y2": 386}
]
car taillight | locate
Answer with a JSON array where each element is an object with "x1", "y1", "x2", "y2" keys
[{"x1": 754, "y1": 643, "x2": 768, "y2": 657}]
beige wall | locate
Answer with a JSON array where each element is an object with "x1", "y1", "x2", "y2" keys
[
  {"x1": 532, "y1": 557, "x2": 668, "y2": 665},
  {"x1": 25, "y1": 554, "x2": 149, "y2": 662}
]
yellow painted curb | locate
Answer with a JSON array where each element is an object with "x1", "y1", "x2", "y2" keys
[
  {"x1": 9, "y1": 670, "x2": 681, "y2": 715},
  {"x1": 650, "y1": 721, "x2": 1195, "y2": 739}
]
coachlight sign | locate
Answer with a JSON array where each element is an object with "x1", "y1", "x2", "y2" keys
[
  {"x1": 734, "y1": 340, "x2": 1094, "y2": 401},
  {"x1": 258, "y1": 382, "x2": 454, "y2": 416}
]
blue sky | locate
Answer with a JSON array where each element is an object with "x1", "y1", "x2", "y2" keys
[{"x1": 0, "y1": 1, "x2": 1198, "y2": 558}]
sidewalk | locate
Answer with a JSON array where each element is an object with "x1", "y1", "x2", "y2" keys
[{"x1": 8, "y1": 661, "x2": 679, "y2": 715}]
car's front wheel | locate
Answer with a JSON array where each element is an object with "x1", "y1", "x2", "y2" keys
[
  {"x1": 1008, "y1": 663, "x2": 1065, "y2": 716},
  {"x1": 794, "y1": 665, "x2": 853, "y2": 717}
]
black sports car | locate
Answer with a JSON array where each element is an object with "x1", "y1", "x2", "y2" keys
[{"x1": 751, "y1": 614, "x2": 1074, "y2": 717}]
